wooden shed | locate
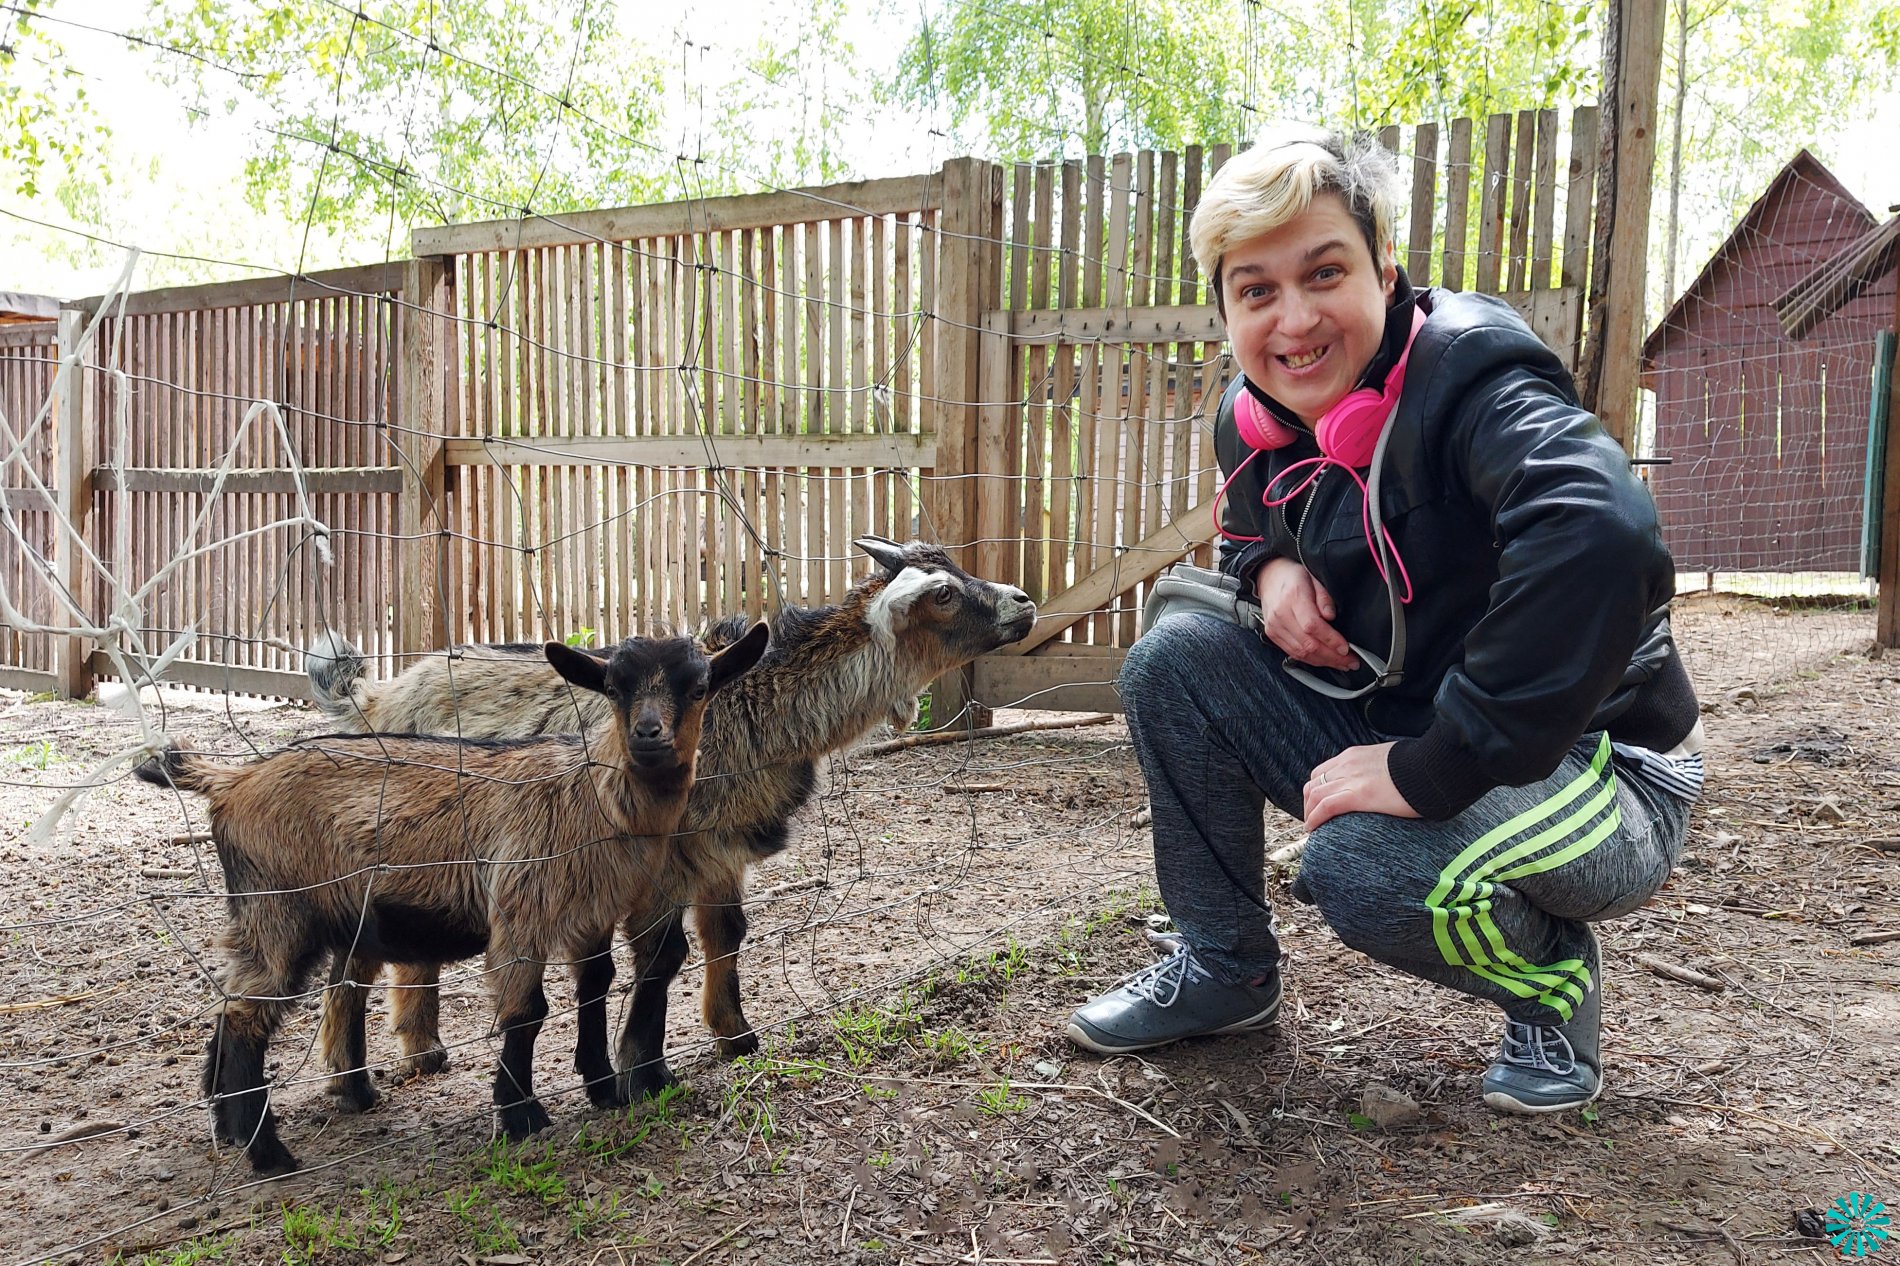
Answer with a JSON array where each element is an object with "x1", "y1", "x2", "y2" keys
[{"x1": 1640, "y1": 152, "x2": 1896, "y2": 572}]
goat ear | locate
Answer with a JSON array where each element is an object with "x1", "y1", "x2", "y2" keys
[
  {"x1": 706, "y1": 620, "x2": 770, "y2": 693},
  {"x1": 545, "y1": 640, "x2": 609, "y2": 694},
  {"x1": 854, "y1": 534, "x2": 909, "y2": 578}
]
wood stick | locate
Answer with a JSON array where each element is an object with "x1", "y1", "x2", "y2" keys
[
  {"x1": 169, "y1": 830, "x2": 211, "y2": 845},
  {"x1": 747, "y1": 875, "x2": 827, "y2": 905},
  {"x1": 1632, "y1": 953, "x2": 1727, "y2": 992},
  {"x1": 858, "y1": 712, "x2": 1114, "y2": 756},
  {"x1": 944, "y1": 782, "x2": 1010, "y2": 794},
  {"x1": 1849, "y1": 929, "x2": 1900, "y2": 947},
  {"x1": 139, "y1": 867, "x2": 195, "y2": 880},
  {"x1": 1860, "y1": 836, "x2": 1900, "y2": 852}
]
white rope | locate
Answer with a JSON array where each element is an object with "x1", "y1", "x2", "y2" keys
[{"x1": 0, "y1": 247, "x2": 337, "y2": 840}]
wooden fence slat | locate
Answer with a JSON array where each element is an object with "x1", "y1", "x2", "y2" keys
[
  {"x1": 1476, "y1": 113, "x2": 1512, "y2": 294},
  {"x1": 1507, "y1": 110, "x2": 1536, "y2": 293},
  {"x1": 1562, "y1": 106, "x2": 1600, "y2": 294},
  {"x1": 1531, "y1": 107, "x2": 1560, "y2": 288},
  {"x1": 1443, "y1": 118, "x2": 1474, "y2": 292},
  {"x1": 1408, "y1": 122, "x2": 1439, "y2": 284}
]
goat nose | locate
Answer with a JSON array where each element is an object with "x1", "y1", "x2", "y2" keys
[
  {"x1": 1007, "y1": 587, "x2": 1031, "y2": 603},
  {"x1": 634, "y1": 715, "x2": 664, "y2": 740}
]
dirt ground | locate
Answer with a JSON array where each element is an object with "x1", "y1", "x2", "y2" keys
[{"x1": 1, "y1": 594, "x2": 1895, "y2": 1266}]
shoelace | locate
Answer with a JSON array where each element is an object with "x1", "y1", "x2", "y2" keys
[
  {"x1": 1112, "y1": 945, "x2": 1211, "y2": 1009},
  {"x1": 1497, "y1": 1021, "x2": 1577, "y2": 1075}
]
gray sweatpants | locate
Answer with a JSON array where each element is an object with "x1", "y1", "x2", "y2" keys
[{"x1": 1121, "y1": 614, "x2": 1692, "y2": 1026}]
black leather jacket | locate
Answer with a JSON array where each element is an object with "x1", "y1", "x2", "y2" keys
[{"x1": 1215, "y1": 282, "x2": 1699, "y2": 819}]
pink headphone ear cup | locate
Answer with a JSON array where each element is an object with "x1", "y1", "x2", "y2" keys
[{"x1": 1235, "y1": 386, "x2": 1298, "y2": 451}]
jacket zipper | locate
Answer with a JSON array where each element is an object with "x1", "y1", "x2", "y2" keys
[{"x1": 1292, "y1": 465, "x2": 1329, "y2": 572}]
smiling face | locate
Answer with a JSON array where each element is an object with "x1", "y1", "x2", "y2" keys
[{"x1": 1220, "y1": 192, "x2": 1397, "y2": 427}]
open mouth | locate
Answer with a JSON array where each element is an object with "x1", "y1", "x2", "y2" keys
[{"x1": 1277, "y1": 345, "x2": 1331, "y2": 373}]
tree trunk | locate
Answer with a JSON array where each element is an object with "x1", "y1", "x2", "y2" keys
[{"x1": 1663, "y1": 0, "x2": 1691, "y2": 299}]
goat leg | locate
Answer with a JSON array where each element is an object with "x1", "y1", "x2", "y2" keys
[
  {"x1": 695, "y1": 883, "x2": 758, "y2": 1060},
  {"x1": 207, "y1": 931, "x2": 304, "y2": 1174},
  {"x1": 318, "y1": 953, "x2": 382, "y2": 1113},
  {"x1": 388, "y1": 962, "x2": 449, "y2": 1077},
  {"x1": 490, "y1": 954, "x2": 553, "y2": 1141},
  {"x1": 571, "y1": 931, "x2": 623, "y2": 1108},
  {"x1": 615, "y1": 905, "x2": 688, "y2": 1103}
]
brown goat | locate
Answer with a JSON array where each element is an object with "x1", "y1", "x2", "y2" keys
[
  {"x1": 136, "y1": 628, "x2": 768, "y2": 1173},
  {"x1": 308, "y1": 536, "x2": 1037, "y2": 1102}
]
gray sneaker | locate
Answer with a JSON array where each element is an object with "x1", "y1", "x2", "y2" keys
[
  {"x1": 1482, "y1": 929, "x2": 1603, "y2": 1114},
  {"x1": 1065, "y1": 943, "x2": 1281, "y2": 1055}
]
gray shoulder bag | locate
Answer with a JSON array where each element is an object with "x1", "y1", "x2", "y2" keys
[{"x1": 1138, "y1": 399, "x2": 1407, "y2": 702}]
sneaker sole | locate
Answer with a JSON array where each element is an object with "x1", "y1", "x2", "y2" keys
[
  {"x1": 1481, "y1": 1078, "x2": 1604, "y2": 1115},
  {"x1": 1063, "y1": 1001, "x2": 1280, "y2": 1056}
]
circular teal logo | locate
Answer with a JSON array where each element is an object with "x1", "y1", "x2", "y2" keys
[{"x1": 1828, "y1": 1193, "x2": 1892, "y2": 1258}]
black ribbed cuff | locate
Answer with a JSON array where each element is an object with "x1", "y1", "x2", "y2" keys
[
  {"x1": 1387, "y1": 725, "x2": 1497, "y2": 821},
  {"x1": 1226, "y1": 541, "x2": 1275, "y2": 599}
]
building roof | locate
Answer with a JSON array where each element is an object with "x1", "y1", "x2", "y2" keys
[
  {"x1": 0, "y1": 291, "x2": 61, "y2": 324},
  {"x1": 1641, "y1": 150, "x2": 1873, "y2": 370},
  {"x1": 1773, "y1": 212, "x2": 1900, "y2": 339}
]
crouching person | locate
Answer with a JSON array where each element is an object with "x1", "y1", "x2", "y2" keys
[{"x1": 1064, "y1": 124, "x2": 1704, "y2": 1114}]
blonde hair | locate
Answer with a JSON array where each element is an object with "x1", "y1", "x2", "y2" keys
[{"x1": 1190, "y1": 124, "x2": 1407, "y2": 304}]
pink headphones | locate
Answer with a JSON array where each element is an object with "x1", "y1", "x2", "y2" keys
[
  {"x1": 1213, "y1": 306, "x2": 1429, "y2": 606},
  {"x1": 1231, "y1": 306, "x2": 1427, "y2": 467}
]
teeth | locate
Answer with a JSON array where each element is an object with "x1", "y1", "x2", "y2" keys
[{"x1": 1282, "y1": 347, "x2": 1326, "y2": 369}]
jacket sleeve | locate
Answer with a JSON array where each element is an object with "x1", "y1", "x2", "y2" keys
[
  {"x1": 1385, "y1": 361, "x2": 1675, "y2": 820},
  {"x1": 1212, "y1": 379, "x2": 1278, "y2": 597}
]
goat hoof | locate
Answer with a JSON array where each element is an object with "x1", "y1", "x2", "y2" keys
[
  {"x1": 247, "y1": 1138, "x2": 300, "y2": 1176},
  {"x1": 715, "y1": 1031, "x2": 760, "y2": 1061},
  {"x1": 585, "y1": 1074, "x2": 629, "y2": 1110},
  {"x1": 619, "y1": 1062, "x2": 680, "y2": 1103},
  {"x1": 497, "y1": 1099, "x2": 553, "y2": 1141},
  {"x1": 332, "y1": 1077, "x2": 381, "y2": 1115},
  {"x1": 395, "y1": 1045, "x2": 449, "y2": 1079}
]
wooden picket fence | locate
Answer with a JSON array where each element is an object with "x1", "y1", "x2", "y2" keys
[{"x1": 0, "y1": 111, "x2": 1601, "y2": 713}]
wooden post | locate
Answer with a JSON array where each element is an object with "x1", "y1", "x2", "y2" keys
[
  {"x1": 54, "y1": 310, "x2": 95, "y2": 700},
  {"x1": 396, "y1": 257, "x2": 453, "y2": 658},
  {"x1": 1578, "y1": 0, "x2": 1666, "y2": 450},
  {"x1": 928, "y1": 157, "x2": 1002, "y2": 726},
  {"x1": 1877, "y1": 282, "x2": 1900, "y2": 647}
]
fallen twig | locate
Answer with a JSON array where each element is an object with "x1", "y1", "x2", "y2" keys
[
  {"x1": 169, "y1": 831, "x2": 211, "y2": 846},
  {"x1": 747, "y1": 875, "x2": 826, "y2": 905},
  {"x1": 1849, "y1": 929, "x2": 1900, "y2": 947},
  {"x1": 677, "y1": 1219, "x2": 757, "y2": 1266},
  {"x1": 859, "y1": 713, "x2": 1114, "y2": 756},
  {"x1": 1633, "y1": 953, "x2": 1727, "y2": 992},
  {"x1": 0, "y1": 990, "x2": 98, "y2": 1014},
  {"x1": 1859, "y1": 836, "x2": 1900, "y2": 852},
  {"x1": 1658, "y1": 1219, "x2": 1746, "y2": 1264},
  {"x1": 944, "y1": 782, "x2": 1011, "y2": 794},
  {"x1": 139, "y1": 866, "x2": 194, "y2": 880},
  {"x1": 1616, "y1": 1092, "x2": 1896, "y2": 1185}
]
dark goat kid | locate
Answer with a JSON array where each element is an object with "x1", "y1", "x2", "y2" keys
[
  {"x1": 308, "y1": 536, "x2": 1036, "y2": 1101},
  {"x1": 137, "y1": 628, "x2": 768, "y2": 1173}
]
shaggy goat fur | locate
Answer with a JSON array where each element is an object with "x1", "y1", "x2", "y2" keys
[
  {"x1": 138, "y1": 628, "x2": 768, "y2": 1173},
  {"x1": 309, "y1": 536, "x2": 1037, "y2": 1100}
]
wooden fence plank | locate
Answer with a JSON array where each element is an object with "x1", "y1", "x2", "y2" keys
[
  {"x1": 1507, "y1": 110, "x2": 1536, "y2": 292},
  {"x1": 1408, "y1": 122, "x2": 1439, "y2": 284},
  {"x1": 1476, "y1": 113, "x2": 1511, "y2": 293},
  {"x1": 1443, "y1": 118, "x2": 1474, "y2": 291},
  {"x1": 1532, "y1": 107, "x2": 1560, "y2": 288}
]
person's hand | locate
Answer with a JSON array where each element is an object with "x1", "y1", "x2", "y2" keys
[
  {"x1": 1302, "y1": 743, "x2": 1419, "y2": 831},
  {"x1": 1254, "y1": 557, "x2": 1356, "y2": 671}
]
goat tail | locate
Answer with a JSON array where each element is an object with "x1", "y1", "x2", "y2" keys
[
  {"x1": 132, "y1": 741, "x2": 214, "y2": 794},
  {"x1": 306, "y1": 629, "x2": 368, "y2": 719}
]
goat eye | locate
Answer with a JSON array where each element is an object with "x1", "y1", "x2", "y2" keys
[
  {"x1": 691, "y1": 683, "x2": 709, "y2": 700},
  {"x1": 932, "y1": 587, "x2": 957, "y2": 606}
]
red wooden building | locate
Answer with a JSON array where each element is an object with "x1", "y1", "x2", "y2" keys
[{"x1": 1641, "y1": 151, "x2": 1896, "y2": 572}]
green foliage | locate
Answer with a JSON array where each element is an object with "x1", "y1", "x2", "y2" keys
[
  {"x1": 0, "y1": 1, "x2": 112, "y2": 198},
  {"x1": 887, "y1": 0, "x2": 1255, "y2": 159},
  {"x1": 145, "y1": 0, "x2": 672, "y2": 234},
  {"x1": 476, "y1": 1139, "x2": 568, "y2": 1205},
  {"x1": 110, "y1": 1235, "x2": 233, "y2": 1266},
  {"x1": 444, "y1": 1186, "x2": 521, "y2": 1256}
]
